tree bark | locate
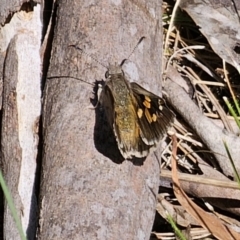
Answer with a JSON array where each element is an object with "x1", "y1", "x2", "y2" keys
[
  {"x1": 0, "y1": 3, "x2": 42, "y2": 240},
  {"x1": 39, "y1": 0, "x2": 162, "y2": 239}
]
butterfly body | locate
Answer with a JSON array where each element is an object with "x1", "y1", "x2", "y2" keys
[{"x1": 100, "y1": 63, "x2": 175, "y2": 159}]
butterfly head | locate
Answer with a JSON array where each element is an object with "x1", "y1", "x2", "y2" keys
[{"x1": 105, "y1": 62, "x2": 124, "y2": 79}]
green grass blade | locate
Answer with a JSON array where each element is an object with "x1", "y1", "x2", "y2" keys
[
  {"x1": 0, "y1": 170, "x2": 26, "y2": 240},
  {"x1": 166, "y1": 214, "x2": 187, "y2": 240},
  {"x1": 223, "y1": 140, "x2": 240, "y2": 187},
  {"x1": 223, "y1": 97, "x2": 240, "y2": 129},
  {"x1": 233, "y1": 98, "x2": 240, "y2": 116}
]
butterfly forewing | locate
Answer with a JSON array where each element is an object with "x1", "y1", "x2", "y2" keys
[
  {"x1": 101, "y1": 65, "x2": 145, "y2": 159},
  {"x1": 130, "y1": 82, "x2": 175, "y2": 146}
]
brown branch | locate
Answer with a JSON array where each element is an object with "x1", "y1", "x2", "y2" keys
[{"x1": 38, "y1": 0, "x2": 163, "y2": 239}]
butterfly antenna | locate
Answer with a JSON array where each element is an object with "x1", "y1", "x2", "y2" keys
[
  {"x1": 127, "y1": 36, "x2": 146, "y2": 60},
  {"x1": 69, "y1": 44, "x2": 108, "y2": 69},
  {"x1": 48, "y1": 75, "x2": 94, "y2": 86}
]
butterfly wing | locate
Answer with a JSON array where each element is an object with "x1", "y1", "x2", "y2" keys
[
  {"x1": 112, "y1": 98, "x2": 151, "y2": 159},
  {"x1": 100, "y1": 63, "x2": 175, "y2": 160},
  {"x1": 101, "y1": 77, "x2": 152, "y2": 159},
  {"x1": 130, "y1": 82, "x2": 175, "y2": 146}
]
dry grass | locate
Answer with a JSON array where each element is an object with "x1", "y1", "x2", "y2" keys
[{"x1": 152, "y1": 1, "x2": 240, "y2": 239}]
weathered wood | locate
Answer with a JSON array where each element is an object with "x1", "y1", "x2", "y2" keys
[
  {"x1": 165, "y1": 74, "x2": 240, "y2": 178},
  {"x1": 39, "y1": 0, "x2": 162, "y2": 239},
  {"x1": 0, "y1": 0, "x2": 26, "y2": 26},
  {"x1": 2, "y1": 36, "x2": 23, "y2": 240},
  {"x1": 0, "y1": 4, "x2": 42, "y2": 240}
]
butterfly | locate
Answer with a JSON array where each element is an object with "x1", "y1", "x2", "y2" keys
[
  {"x1": 68, "y1": 39, "x2": 175, "y2": 160},
  {"x1": 98, "y1": 62, "x2": 175, "y2": 159}
]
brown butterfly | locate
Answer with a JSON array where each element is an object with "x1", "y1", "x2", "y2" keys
[
  {"x1": 68, "y1": 39, "x2": 175, "y2": 159},
  {"x1": 99, "y1": 62, "x2": 175, "y2": 159}
]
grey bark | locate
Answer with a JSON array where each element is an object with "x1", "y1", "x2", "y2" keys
[
  {"x1": 39, "y1": 0, "x2": 162, "y2": 239},
  {"x1": 0, "y1": 3, "x2": 41, "y2": 240},
  {"x1": 0, "y1": 0, "x2": 41, "y2": 27},
  {"x1": 2, "y1": 36, "x2": 23, "y2": 240},
  {"x1": 0, "y1": 0, "x2": 27, "y2": 26},
  {"x1": 165, "y1": 72, "x2": 240, "y2": 178}
]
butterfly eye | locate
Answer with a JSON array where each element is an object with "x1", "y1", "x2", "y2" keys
[{"x1": 105, "y1": 71, "x2": 109, "y2": 78}]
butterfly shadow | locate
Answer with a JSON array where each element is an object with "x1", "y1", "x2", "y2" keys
[{"x1": 91, "y1": 80, "x2": 146, "y2": 165}]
